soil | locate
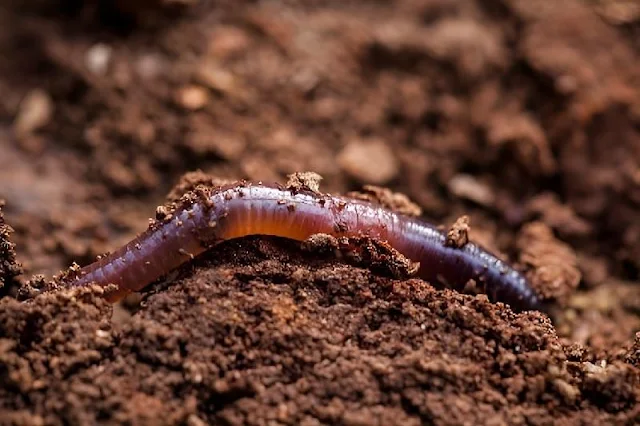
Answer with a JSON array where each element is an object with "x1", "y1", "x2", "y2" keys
[{"x1": 0, "y1": 0, "x2": 639, "y2": 424}]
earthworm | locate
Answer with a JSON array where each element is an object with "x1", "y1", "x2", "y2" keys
[{"x1": 66, "y1": 182, "x2": 542, "y2": 312}]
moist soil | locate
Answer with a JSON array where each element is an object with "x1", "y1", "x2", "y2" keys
[{"x1": 1, "y1": 0, "x2": 640, "y2": 425}]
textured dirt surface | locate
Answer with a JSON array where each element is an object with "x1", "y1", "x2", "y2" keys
[
  {"x1": 0, "y1": 0, "x2": 639, "y2": 424},
  {"x1": 0, "y1": 204, "x2": 22, "y2": 293}
]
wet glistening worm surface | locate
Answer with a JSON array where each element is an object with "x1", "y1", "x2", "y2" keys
[{"x1": 66, "y1": 182, "x2": 542, "y2": 312}]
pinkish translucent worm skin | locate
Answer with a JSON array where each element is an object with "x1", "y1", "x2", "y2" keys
[{"x1": 67, "y1": 183, "x2": 542, "y2": 312}]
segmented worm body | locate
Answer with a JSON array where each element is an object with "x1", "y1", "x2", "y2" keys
[{"x1": 68, "y1": 183, "x2": 541, "y2": 312}]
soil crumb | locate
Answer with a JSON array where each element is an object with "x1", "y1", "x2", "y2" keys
[
  {"x1": 285, "y1": 171, "x2": 323, "y2": 194},
  {"x1": 166, "y1": 171, "x2": 236, "y2": 204},
  {"x1": 0, "y1": 201, "x2": 22, "y2": 294},
  {"x1": 445, "y1": 215, "x2": 471, "y2": 248}
]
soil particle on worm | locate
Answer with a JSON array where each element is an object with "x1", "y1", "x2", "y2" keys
[
  {"x1": 445, "y1": 215, "x2": 471, "y2": 249},
  {"x1": 285, "y1": 171, "x2": 323, "y2": 194}
]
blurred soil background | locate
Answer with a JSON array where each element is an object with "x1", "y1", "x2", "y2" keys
[{"x1": 0, "y1": 0, "x2": 639, "y2": 424}]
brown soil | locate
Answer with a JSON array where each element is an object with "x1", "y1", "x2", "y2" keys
[{"x1": 1, "y1": 0, "x2": 639, "y2": 424}]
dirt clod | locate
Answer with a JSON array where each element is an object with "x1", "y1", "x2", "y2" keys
[
  {"x1": 517, "y1": 222, "x2": 581, "y2": 304},
  {"x1": 445, "y1": 215, "x2": 471, "y2": 248},
  {"x1": 0, "y1": 202, "x2": 22, "y2": 293},
  {"x1": 285, "y1": 171, "x2": 323, "y2": 194}
]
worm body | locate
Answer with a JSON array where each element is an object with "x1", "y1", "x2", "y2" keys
[{"x1": 69, "y1": 183, "x2": 541, "y2": 311}]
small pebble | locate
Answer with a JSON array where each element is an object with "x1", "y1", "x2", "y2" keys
[
  {"x1": 175, "y1": 85, "x2": 209, "y2": 110},
  {"x1": 85, "y1": 43, "x2": 112, "y2": 75},
  {"x1": 14, "y1": 89, "x2": 53, "y2": 137},
  {"x1": 448, "y1": 174, "x2": 495, "y2": 206},
  {"x1": 337, "y1": 138, "x2": 398, "y2": 184},
  {"x1": 195, "y1": 62, "x2": 237, "y2": 95}
]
